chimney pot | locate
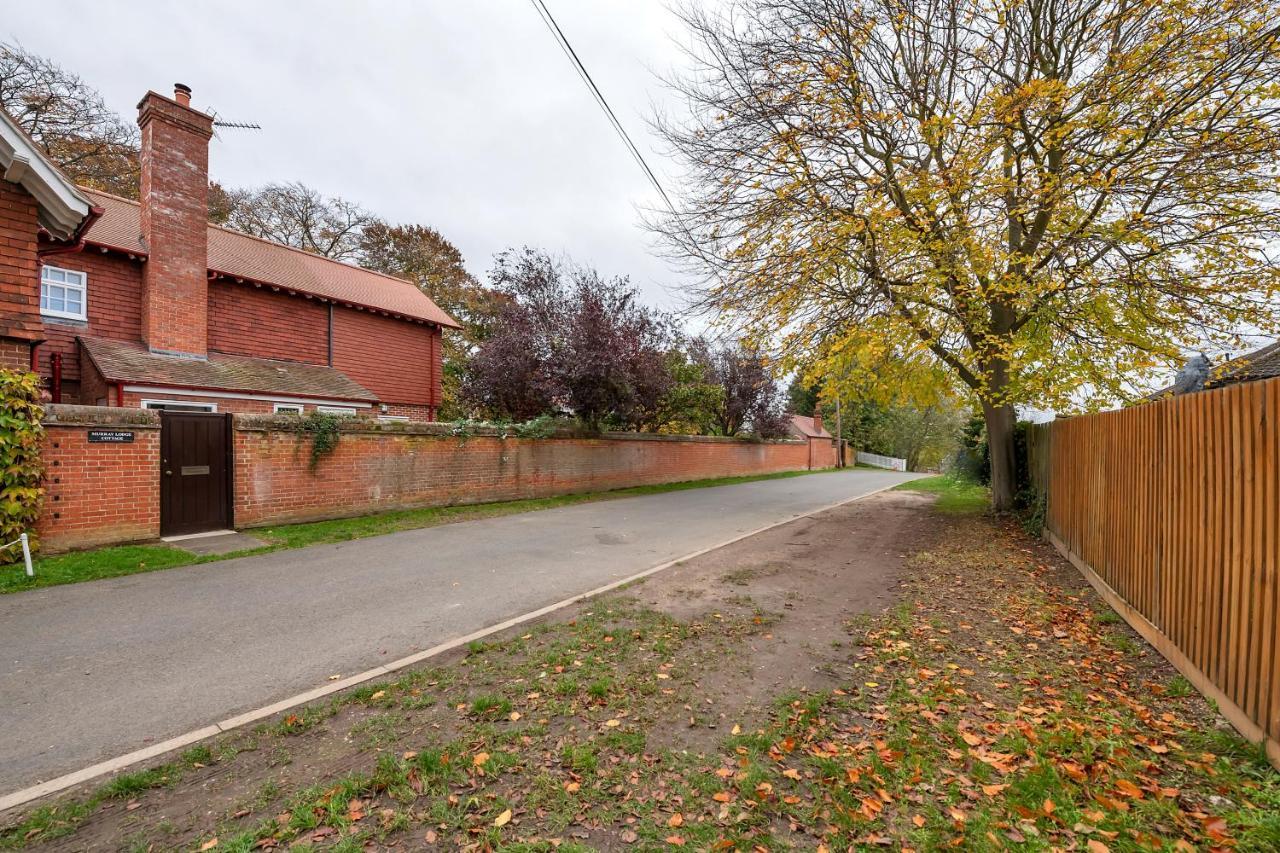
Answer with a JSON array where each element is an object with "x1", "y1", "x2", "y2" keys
[{"x1": 173, "y1": 83, "x2": 192, "y2": 106}]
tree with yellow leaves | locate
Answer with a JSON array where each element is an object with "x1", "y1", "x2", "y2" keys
[{"x1": 658, "y1": 0, "x2": 1280, "y2": 509}]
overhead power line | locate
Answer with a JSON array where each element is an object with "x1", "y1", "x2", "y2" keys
[{"x1": 527, "y1": 0, "x2": 676, "y2": 213}]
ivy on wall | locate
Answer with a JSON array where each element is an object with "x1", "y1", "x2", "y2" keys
[
  {"x1": 0, "y1": 369, "x2": 45, "y2": 556},
  {"x1": 290, "y1": 410, "x2": 343, "y2": 471}
]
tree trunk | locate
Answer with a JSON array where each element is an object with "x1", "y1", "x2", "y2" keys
[{"x1": 983, "y1": 401, "x2": 1017, "y2": 512}]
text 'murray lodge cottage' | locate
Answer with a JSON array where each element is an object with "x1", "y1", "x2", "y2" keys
[{"x1": 0, "y1": 84, "x2": 458, "y2": 419}]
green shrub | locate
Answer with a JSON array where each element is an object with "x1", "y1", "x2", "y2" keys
[
  {"x1": 511, "y1": 413, "x2": 560, "y2": 439},
  {"x1": 0, "y1": 369, "x2": 45, "y2": 557},
  {"x1": 1019, "y1": 488, "x2": 1047, "y2": 536}
]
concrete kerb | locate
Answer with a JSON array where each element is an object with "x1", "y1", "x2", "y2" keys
[{"x1": 0, "y1": 476, "x2": 918, "y2": 815}]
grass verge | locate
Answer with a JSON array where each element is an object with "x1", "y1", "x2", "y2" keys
[
  {"x1": 894, "y1": 473, "x2": 989, "y2": 514},
  {"x1": 0, "y1": 468, "x2": 830, "y2": 594}
]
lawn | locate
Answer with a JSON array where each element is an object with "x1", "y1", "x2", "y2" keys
[
  {"x1": 4, "y1": 487, "x2": 1274, "y2": 851},
  {"x1": 894, "y1": 473, "x2": 990, "y2": 514},
  {"x1": 0, "y1": 468, "x2": 828, "y2": 594}
]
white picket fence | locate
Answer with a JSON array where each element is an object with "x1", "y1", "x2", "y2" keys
[{"x1": 856, "y1": 450, "x2": 907, "y2": 472}]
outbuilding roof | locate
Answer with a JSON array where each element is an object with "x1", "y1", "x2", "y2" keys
[
  {"x1": 1148, "y1": 339, "x2": 1280, "y2": 400},
  {"x1": 787, "y1": 413, "x2": 832, "y2": 439},
  {"x1": 1210, "y1": 339, "x2": 1280, "y2": 387},
  {"x1": 79, "y1": 189, "x2": 461, "y2": 328},
  {"x1": 79, "y1": 336, "x2": 378, "y2": 403}
]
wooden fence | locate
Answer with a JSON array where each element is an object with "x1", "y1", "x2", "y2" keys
[{"x1": 1028, "y1": 376, "x2": 1279, "y2": 768}]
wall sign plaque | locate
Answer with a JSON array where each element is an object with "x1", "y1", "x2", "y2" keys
[{"x1": 87, "y1": 429, "x2": 135, "y2": 443}]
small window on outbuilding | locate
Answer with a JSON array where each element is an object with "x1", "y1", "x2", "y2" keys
[
  {"x1": 316, "y1": 406, "x2": 357, "y2": 416},
  {"x1": 141, "y1": 399, "x2": 216, "y2": 413},
  {"x1": 273, "y1": 403, "x2": 304, "y2": 414}
]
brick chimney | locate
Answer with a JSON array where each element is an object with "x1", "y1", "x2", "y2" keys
[
  {"x1": 137, "y1": 84, "x2": 213, "y2": 358},
  {"x1": 812, "y1": 408, "x2": 823, "y2": 433}
]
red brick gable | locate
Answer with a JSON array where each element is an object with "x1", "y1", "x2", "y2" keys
[
  {"x1": 332, "y1": 308, "x2": 440, "y2": 408},
  {"x1": 207, "y1": 279, "x2": 328, "y2": 365}
]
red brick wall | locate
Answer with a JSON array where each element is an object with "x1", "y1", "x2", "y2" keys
[
  {"x1": 380, "y1": 403, "x2": 434, "y2": 420},
  {"x1": 138, "y1": 91, "x2": 213, "y2": 357},
  {"x1": 0, "y1": 183, "x2": 41, "y2": 343},
  {"x1": 208, "y1": 280, "x2": 328, "y2": 364},
  {"x1": 807, "y1": 437, "x2": 837, "y2": 470},
  {"x1": 234, "y1": 421, "x2": 816, "y2": 528},
  {"x1": 0, "y1": 338, "x2": 30, "y2": 370},
  {"x1": 79, "y1": 348, "x2": 112, "y2": 406},
  {"x1": 36, "y1": 410, "x2": 827, "y2": 552},
  {"x1": 38, "y1": 406, "x2": 160, "y2": 551},
  {"x1": 332, "y1": 309, "x2": 439, "y2": 407},
  {"x1": 38, "y1": 249, "x2": 145, "y2": 386}
]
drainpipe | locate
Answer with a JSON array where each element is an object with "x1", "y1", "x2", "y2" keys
[
  {"x1": 50, "y1": 352, "x2": 62, "y2": 403},
  {"x1": 114, "y1": 381, "x2": 125, "y2": 408}
]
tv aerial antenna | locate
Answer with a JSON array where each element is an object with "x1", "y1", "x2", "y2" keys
[{"x1": 209, "y1": 109, "x2": 262, "y2": 136}]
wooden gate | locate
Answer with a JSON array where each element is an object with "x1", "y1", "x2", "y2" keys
[{"x1": 160, "y1": 412, "x2": 232, "y2": 536}]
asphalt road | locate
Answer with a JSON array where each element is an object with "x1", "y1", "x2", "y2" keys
[{"x1": 0, "y1": 469, "x2": 917, "y2": 795}]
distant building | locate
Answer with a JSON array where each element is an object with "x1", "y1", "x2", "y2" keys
[
  {"x1": 1150, "y1": 340, "x2": 1280, "y2": 400},
  {"x1": 787, "y1": 411, "x2": 838, "y2": 469},
  {"x1": 1207, "y1": 340, "x2": 1280, "y2": 388}
]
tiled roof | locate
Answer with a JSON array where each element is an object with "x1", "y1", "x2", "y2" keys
[
  {"x1": 80, "y1": 336, "x2": 378, "y2": 402},
  {"x1": 79, "y1": 189, "x2": 460, "y2": 328},
  {"x1": 1210, "y1": 339, "x2": 1280, "y2": 387},
  {"x1": 787, "y1": 414, "x2": 832, "y2": 439}
]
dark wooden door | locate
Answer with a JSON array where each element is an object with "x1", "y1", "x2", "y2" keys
[{"x1": 160, "y1": 412, "x2": 232, "y2": 536}]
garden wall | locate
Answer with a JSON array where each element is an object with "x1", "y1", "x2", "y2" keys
[
  {"x1": 38, "y1": 405, "x2": 162, "y2": 551},
  {"x1": 33, "y1": 407, "x2": 820, "y2": 551},
  {"x1": 233, "y1": 418, "x2": 814, "y2": 527}
]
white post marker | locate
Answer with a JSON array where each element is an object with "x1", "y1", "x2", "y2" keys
[
  {"x1": 4, "y1": 533, "x2": 33, "y2": 577},
  {"x1": 20, "y1": 533, "x2": 32, "y2": 577}
]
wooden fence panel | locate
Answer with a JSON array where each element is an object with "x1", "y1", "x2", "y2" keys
[{"x1": 1035, "y1": 376, "x2": 1280, "y2": 768}]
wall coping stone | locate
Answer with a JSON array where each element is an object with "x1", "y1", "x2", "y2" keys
[
  {"x1": 42, "y1": 404, "x2": 161, "y2": 429},
  {"x1": 231, "y1": 414, "x2": 803, "y2": 445}
]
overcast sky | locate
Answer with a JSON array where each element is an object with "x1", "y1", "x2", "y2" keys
[{"x1": 8, "y1": 1, "x2": 701, "y2": 310}]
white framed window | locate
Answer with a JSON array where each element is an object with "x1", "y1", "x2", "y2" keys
[
  {"x1": 273, "y1": 403, "x2": 304, "y2": 414},
  {"x1": 141, "y1": 399, "x2": 217, "y2": 413},
  {"x1": 378, "y1": 415, "x2": 409, "y2": 423},
  {"x1": 40, "y1": 265, "x2": 87, "y2": 321},
  {"x1": 317, "y1": 405, "x2": 357, "y2": 416}
]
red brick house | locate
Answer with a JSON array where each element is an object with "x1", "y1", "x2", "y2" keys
[
  {"x1": 787, "y1": 411, "x2": 838, "y2": 469},
  {"x1": 1, "y1": 84, "x2": 457, "y2": 420}
]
